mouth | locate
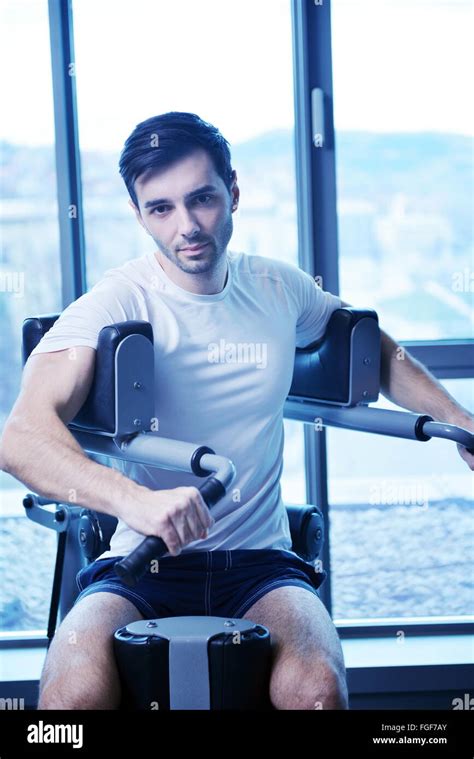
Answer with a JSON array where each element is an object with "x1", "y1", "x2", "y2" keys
[{"x1": 179, "y1": 242, "x2": 210, "y2": 253}]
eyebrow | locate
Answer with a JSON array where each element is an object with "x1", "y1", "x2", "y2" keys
[{"x1": 144, "y1": 184, "x2": 218, "y2": 209}]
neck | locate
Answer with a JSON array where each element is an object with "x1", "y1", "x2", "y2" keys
[{"x1": 154, "y1": 250, "x2": 228, "y2": 294}]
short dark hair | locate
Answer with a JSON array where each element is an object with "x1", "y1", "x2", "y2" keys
[{"x1": 119, "y1": 112, "x2": 234, "y2": 207}]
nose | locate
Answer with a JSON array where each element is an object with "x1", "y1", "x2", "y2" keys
[{"x1": 176, "y1": 205, "x2": 201, "y2": 243}]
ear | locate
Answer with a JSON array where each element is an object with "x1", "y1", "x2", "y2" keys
[{"x1": 129, "y1": 199, "x2": 151, "y2": 235}]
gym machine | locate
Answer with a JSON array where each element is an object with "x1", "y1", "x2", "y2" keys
[{"x1": 21, "y1": 307, "x2": 474, "y2": 709}]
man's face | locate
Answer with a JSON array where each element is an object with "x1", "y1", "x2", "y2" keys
[{"x1": 132, "y1": 148, "x2": 239, "y2": 275}]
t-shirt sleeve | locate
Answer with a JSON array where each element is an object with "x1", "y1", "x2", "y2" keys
[
  {"x1": 29, "y1": 276, "x2": 144, "y2": 357},
  {"x1": 289, "y1": 268, "x2": 342, "y2": 347}
]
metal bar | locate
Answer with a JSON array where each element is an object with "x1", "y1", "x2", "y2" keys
[
  {"x1": 337, "y1": 616, "x2": 474, "y2": 640},
  {"x1": 118, "y1": 434, "x2": 199, "y2": 471},
  {"x1": 73, "y1": 430, "x2": 237, "y2": 484},
  {"x1": 291, "y1": 0, "x2": 339, "y2": 293},
  {"x1": 285, "y1": 401, "x2": 474, "y2": 450},
  {"x1": 23, "y1": 494, "x2": 71, "y2": 532},
  {"x1": 48, "y1": 0, "x2": 86, "y2": 304},
  {"x1": 401, "y1": 342, "x2": 474, "y2": 380},
  {"x1": 309, "y1": 429, "x2": 333, "y2": 612},
  {"x1": 291, "y1": 0, "x2": 315, "y2": 279},
  {"x1": 423, "y1": 420, "x2": 474, "y2": 449},
  {"x1": 198, "y1": 453, "x2": 236, "y2": 489},
  {"x1": 73, "y1": 430, "x2": 197, "y2": 470},
  {"x1": 291, "y1": 0, "x2": 340, "y2": 615},
  {"x1": 59, "y1": 509, "x2": 85, "y2": 623},
  {"x1": 46, "y1": 531, "x2": 67, "y2": 648},
  {"x1": 285, "y1": 401, "x2": 429, "y2": 440}
]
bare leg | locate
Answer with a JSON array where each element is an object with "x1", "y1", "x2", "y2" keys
[
  {"x1": 38, "y1": 592, "x2": 144, "y2": 710},
  {"x1": 243, "y1": 586, "x2": 348, "y2": 710}
]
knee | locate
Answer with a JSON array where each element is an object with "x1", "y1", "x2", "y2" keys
[
  {"x1": 311, "y1": 659, "x2": 349, "y2": 710},
  {"x1": 38, "y1": 647, "x2": 120, "y2": 710},
  {"x1": 38, "y1": 673, "x2": 120, "y2": 710},
  {"x1": 270, "y1": 655, "x2": 349, "y2": 711}
]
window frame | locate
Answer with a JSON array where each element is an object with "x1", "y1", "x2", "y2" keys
[
  {"x1": 1, "y1": 0, "x2": 472, "y2": 647},
  {"x1": 48, "y1": 0, "x2": 86, "y2": 305}
]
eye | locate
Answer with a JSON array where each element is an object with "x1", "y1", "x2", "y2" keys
[
  {"x1": 152, "y1": 205, "x2": 170, "y2": 215},
  {"x1": 195, "y1": 194, "x2": 213, "y2": 205}
]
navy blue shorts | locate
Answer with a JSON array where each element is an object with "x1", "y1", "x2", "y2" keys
[{"x1": 74, "y1": 549, "x2": 327, "y2": 620}]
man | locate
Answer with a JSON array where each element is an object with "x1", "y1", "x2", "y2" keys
[{"x1": 1, "y1": 112, "x2": 472, "y2": 711}]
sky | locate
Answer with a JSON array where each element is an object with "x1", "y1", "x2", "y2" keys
[{"x1": 0, "y1": 0, "x2": 472, "y2": 150}]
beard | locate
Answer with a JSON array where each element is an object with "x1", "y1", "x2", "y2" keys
[{"x1": 153, "y1": 212, "x2": 234, "y2": 275}]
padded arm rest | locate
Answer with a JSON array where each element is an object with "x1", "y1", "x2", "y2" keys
[
  {"x1": 22, "y1": 305, "x2": 380, "y2": 437},
  {"x1": 22, "y1": 315, "x2": 154, "y2": 435},
  {"x1": 71, "y1": 321, "x2": 153, "y2": 434},
  {"x1": 289, "y1": 307, "x2": 380, "y2": 406}
]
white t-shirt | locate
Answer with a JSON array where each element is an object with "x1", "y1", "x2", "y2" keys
[{"x1": 30, "y1": 250, "x2": 341, "y2": 560}]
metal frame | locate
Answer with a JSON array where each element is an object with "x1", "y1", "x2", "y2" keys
[
  {"x1": 0, "y1": 0, "x2": 87, "y2": 650},
  {"x1": 337, "y1": 617, "x2": 474, "y2": 639},
  {"x1": 291, "y1": 0, "x2": 340, "y2": 615},
  {"x1": 0, "y1": 634, "x2": 48, "y2": 650},
  {"x1": 401, "y1": 341, "x2": 474, "y2": 379},
  {"x1": 48, "y1": 0, "x2": 86, "y2": 305}
]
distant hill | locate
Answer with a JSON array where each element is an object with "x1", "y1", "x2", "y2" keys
[{"x1": 2, "y1": 128, "x2": 471, "y2": 199}]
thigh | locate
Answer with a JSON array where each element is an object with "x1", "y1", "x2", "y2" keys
[
  {"x1": 45, "y1": 591, "x2": 144, "y2": 664},
  {"x1": 39, "y1": 592, "x2": 145, "y2": 708},
  {"x1": 243, "y1": 586, "x2": 348, "y2": 709},
  {"x1": 242, "y1": 585, "x2": 344, "y2": 666}
]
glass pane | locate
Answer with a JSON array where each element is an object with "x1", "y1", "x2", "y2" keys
[
  {"x1": 281, "y1": 420, "x2": 307, "y2": 505},
  {"x1": 327, "y1": 379, "x2": 474, "y2": 622},
  {"x1": 72, "y1": 0, "x2": 298, "y2": 284},
  {"x1": 72, "y1": 0, "x2": 305, "y2": 502},
  {"x1": 0, "y1": 0, "x2": 61, "y2": 633},
  {"x1": 331, "y1": 0, "x2": 474, "y2": 340}
]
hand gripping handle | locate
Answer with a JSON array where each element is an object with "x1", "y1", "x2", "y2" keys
[{"x1": 114, "y1": 477, "x2": 225, "y2": 586}]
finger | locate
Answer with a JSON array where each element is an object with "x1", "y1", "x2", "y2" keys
[
  {"x1": 161, "y1": 521, "x2": 182, "y2": 556},
  {"x1": 171, "y1": 508, "x2": 195, "y2": 546},
  {"x1": 179, "y1": 490, "x2": 208, "y2": 538},
  {"x1": 192, "y1": 489, "x2": 216, "y2": 531},
  {"x1": 185, "y1": 512, "x2": 207, "y2": 541},
  {"x1": 179, "y1": 488, "x2": 212, "y2": 536}
]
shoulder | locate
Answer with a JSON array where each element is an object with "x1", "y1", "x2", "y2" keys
[{"x1": 91, "y1": 254, "x2": 150, "y2": 302}]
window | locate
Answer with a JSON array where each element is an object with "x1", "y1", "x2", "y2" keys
[
  {"x1": 0, "y1": 0, "x2": 61, "y2": 633},
  {"x1": 331, "y1": 0, "x2": 474, "y2": 340},
  {"x1": 72, "y1": 0, "x2": 306, "y2": 504},
  {"x1": 73, "y1": 0, "x2": 299, "y2": 284},
  {"x1": 328, "y1": 379, "x2": 474, "y2": 622},
  {"x1": 317, "y1": 0, "x2": 474, "y2": 630}
]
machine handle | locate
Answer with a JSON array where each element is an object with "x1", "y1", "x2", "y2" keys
[
  {"x1": 420, "y1": 420, "x2": 474, "y2": 454},
  {"x1": 114, "y1": 477, "x2": 226, "y2": 586},
  {"x1": 22, "y1": 493, "x2": 78, "y2": 532}
]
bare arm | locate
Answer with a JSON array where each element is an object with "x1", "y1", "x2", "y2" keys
[
  {"x1": 340, "y1": 300, "x2": 474, "y2": 468},
  {"x1": 378, "y1": 330, "x2": 471, "y2": 425},
  {"x1": 0, "y1": 348, "x2": 143, "y2": 516},
  {"x1": 0, "y1": 348, "x2": 214, "y2": 553}
]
